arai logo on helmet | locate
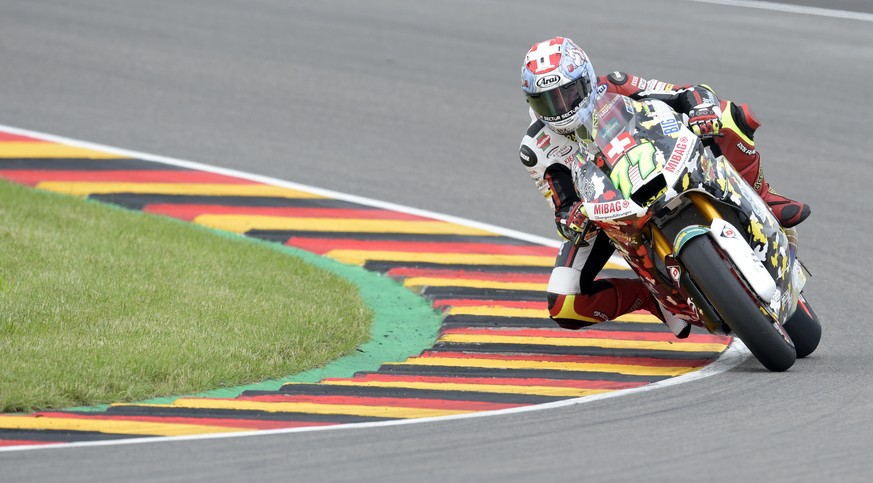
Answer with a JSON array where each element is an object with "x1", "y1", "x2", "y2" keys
[{"x1": 536, "y1": 74, "x2": 561, "y2": 88}]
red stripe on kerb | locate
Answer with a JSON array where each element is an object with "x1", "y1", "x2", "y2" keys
[
  {"x1": 0, "y1": 439, "x2": 61, "y2": 447},
  {"x1": 34, "y1": 412, "x2": 333, "y2": 430},
  {"x1": 0, "y1": 170, "x2": 256, "y2": 186},
  {"x1": 387, "y1": 267, "x2": 551, "y2": 284},
  {"x1": 144, "y1": 206, "x2": 423, "y2": 222},
  {"x1": 288, "y1": 238, "x2": 555, "y2": 256},
  {"x1": 334, "y1": 373, "x2": 648, "y2": 390},
  {"x1": 417, "y1": 350, "x2": 711, "y2": 368},
  {"x1": 440, "y1": 327, "x2": 731, "y2": 344},
  {"x1": 236, "y1": 394, "x2": 521, "y2": 411},
  {"x1": 433, "y1": 300, "x2": 544, "y2": 309},
  {"x1": 0, "y1": 132, "x2": 47, "y2": 142}
]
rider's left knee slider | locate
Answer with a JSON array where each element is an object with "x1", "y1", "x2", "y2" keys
[{"x1": 547, "y1": 293, "x2": 599, "y2": 330}]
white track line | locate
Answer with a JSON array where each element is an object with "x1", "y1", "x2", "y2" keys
[
  {"x1": 691, "y1": 0, "x2": 873, "y2": 22},
  {"x1": 0, "y1": 123, "x2": 750, "y2": 452}
]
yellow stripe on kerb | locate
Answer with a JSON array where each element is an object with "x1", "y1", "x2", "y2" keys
[
  {"x1": 439, "y1": 333, "x2": 728, "y2": 353},
  {"x1": 0, "y1": 415, "x2": 244, "y2": 436},
  {"x1": 117, "y1": 399, "x2": 469, "y2": 419},
  {"x1": 35, "y1": 182, "x2": 324, "y2": 199},
  {"x1": 0, "y1": 142, "x2": 126, "y2": 159},
  {"x1": 193, "y1": 215, "x2": 497, "y2": 236},
  {"x1": 612, "y1": 313, "x2": 663, "y2": 323},
  {"x1": 314, "y1": 380, "x2": 614, "y2": 397},
  {"x1": 387, "y1": 357, "x2": 694, "y2": 377}
]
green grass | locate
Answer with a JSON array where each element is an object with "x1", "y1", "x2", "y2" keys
[{"x1": 0, "y1": 180, "x2": 372, "y2": 413}]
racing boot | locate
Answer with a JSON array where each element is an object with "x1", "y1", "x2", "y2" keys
[
  {"x1": 547, "y1": 277, "x2": 668, "y2": 327},
  {"x1": 716, "y1": 101, "x2": 811, "y2": 228}
]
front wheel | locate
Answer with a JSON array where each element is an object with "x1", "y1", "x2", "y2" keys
[
  {"x1": 679, "y1": 235, "x2": 796, "y2": 372},
  {"x1": 784, "y1": 294, "x2": 822, "y2": 358}
]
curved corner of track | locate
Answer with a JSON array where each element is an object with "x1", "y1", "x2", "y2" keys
[{"x1": 0, "y1": 126, "x2": 740, "y2": 451}]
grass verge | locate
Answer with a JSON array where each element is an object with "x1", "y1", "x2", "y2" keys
[{"x1": 0, "y1": 180, "x2": 372, "y2": 413}]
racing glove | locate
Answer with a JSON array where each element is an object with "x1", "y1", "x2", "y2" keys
[
  {"x1": 687, "y1": 102, "x2": 723, "y2": 136},
  {"x1": 556, "y1": 201, "x2": 595, "y2": 246}
]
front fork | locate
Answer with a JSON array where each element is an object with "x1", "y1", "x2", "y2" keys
[
  {"x1": 650, "y1": 192, "x2": 716, "y2": 261},
  {"x1": 648, "y1": 192, "x2": 731, "y2": 334}
]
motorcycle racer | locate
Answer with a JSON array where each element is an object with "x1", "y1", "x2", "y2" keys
[{"x1": 518, "y1": 37, "x2": 811, "y2": 333}]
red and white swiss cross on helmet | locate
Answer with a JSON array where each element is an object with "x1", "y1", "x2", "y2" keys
[{"x1": 521, "y1": 37, "x2": 598, "y2": 135}]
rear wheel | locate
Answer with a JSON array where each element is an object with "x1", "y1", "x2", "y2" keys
[
  {"x1": 679, "y1": 235, "x2": 796, "y2": 372},
  {"x1": 784, "y1": 294, "x2": 822, "y2": 358}
]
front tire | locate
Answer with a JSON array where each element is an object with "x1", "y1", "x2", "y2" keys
[{"x1": 679, "y1": 235, "x2": 796, "y2": 372}]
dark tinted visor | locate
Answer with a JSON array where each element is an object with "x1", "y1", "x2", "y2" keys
[{"x1": 526, "y1": 79, "x2": 591, "y2": 122}]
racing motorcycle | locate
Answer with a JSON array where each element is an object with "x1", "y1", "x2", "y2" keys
[{"x1": 572, "y1": 92, "x2": 821, "y2": 371}]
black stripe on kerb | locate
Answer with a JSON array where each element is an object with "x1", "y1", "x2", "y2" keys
[
  {"x1": 429, "y1": 342, "x2": 723, "y2": 360},
  {"x1": 103, "y1": 405, "x2": 394, "y2": 423},
  {"x1": 422, "y1": 287, "x2": 544, "y2": 301},
  {"x1": 366, "y1": 263, "x2": 633, "y2": 278},
  {"x1": 363, "y1": 261, "x2": 554, "y2": 275},
  {"x1": 88, "y1": 194, "x2": 367, "y2": 211},
  {"x1": 267, "y1": 385, "x2": 564, "y2": 404},
  {"x1": 440, "y1": 315, "x2": 555, "y2": 329},
  {"x1": 0, "y1": 158, "x2": 190, "y2": 171},
  {"x1": 374, "y1": 365, "x2": 666, "y2": 383},
  {"x1": 439, "y1": 315, "x2": 674, "y2": 333},
  {"x1": 247, "y1": 231, "x2": 541, "y2": 246},
  {"x1": 0, "y1": 428, "x2": 144, "y2": 443},
  {"x1": 250, "y1": 232, "x2": 544, "y2": 247}
]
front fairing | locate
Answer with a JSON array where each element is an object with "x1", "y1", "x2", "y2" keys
[
  {"x1": 574, "y1": 94, "x2": 699, "y2": 247},
  {"x1": 576, "y1": 95, "x2": 697, "y2": 213}
]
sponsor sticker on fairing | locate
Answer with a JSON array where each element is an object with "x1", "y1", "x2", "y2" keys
[
  {"x1": 596, "y1": 94, "x2": 622, "y2": 120},
  {"x1": 664, "y1": 136, "x2": 693, "y2": 174},
  {"x1": 588, "y1": 200, "x2": 634, "y2": 220},
  {"x1": 659, "y1": 118, "x2": 680, "y2": 135},
  {"x1": 600, "y1": 119, "x2": 621, "y2": 139}
]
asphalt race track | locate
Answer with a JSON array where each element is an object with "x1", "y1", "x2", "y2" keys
[{"x1": 1, "y1": 0, "x2": 872, "y2": 481}]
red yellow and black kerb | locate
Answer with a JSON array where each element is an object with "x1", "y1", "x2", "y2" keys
[{"x1": 0, "y1": 129, "x2": 730, "y2": 448}]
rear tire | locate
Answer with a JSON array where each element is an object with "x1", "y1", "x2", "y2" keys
[
  {"x1": 784, "y1": 294, "x2": 822, "y2": 358},
  {"x1": 679, "y1": 235, "x2": 796, "y2": 372}
]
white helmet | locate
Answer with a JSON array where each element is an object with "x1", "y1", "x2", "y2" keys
[{"x1": 521, "y1": 37, "x2": 598, "y2": 135}]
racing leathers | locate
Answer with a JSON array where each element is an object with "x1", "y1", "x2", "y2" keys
[{"x1": 519, "y1": 72, "x2": 811, "y2": 332}]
